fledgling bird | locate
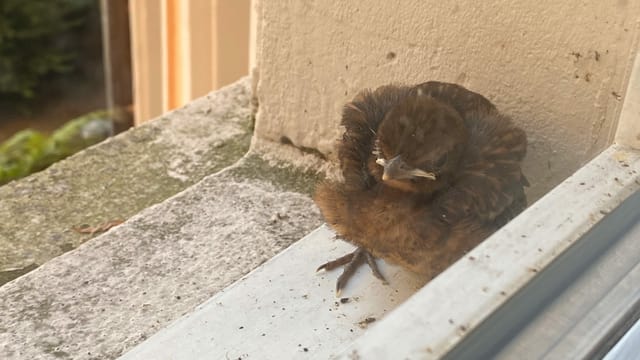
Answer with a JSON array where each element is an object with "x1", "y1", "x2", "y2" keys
[{"x1": 314, "y1": 81, "x2": 528, "y2": 295}]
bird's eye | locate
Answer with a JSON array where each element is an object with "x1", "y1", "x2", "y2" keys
[{"x1": 434, "y1": 153, "x2": 448, "y2": 169}]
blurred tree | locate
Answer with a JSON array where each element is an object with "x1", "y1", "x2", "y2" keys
[{"x1": 0, "y1": 0, "x2": 93, "y2": 99}]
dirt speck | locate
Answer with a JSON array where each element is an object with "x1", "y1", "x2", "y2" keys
[
  {"x1": 570, "y1": 51, "x2": 582, "y2": 61},
  {"x1": 357, "y1": 317, "x2": 377, "y2": 328}
]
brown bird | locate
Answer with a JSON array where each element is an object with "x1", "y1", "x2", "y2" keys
[{"x1": 314, "y1": 81, "x2": 528, "y2": 295}]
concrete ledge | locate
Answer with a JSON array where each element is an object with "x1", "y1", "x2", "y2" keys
[
  {"x1": 0, "y1": 77, "x2": 253, "y2": 285},
  {"x1": 120, "y1": 225, "x2": 427, "y2": 359},
  {"x1": 0, "y1": 151, "x2": 322, "y2": 359},
  {"x1": 117, "y1": 144, "x2": 640, "y2": 360}
]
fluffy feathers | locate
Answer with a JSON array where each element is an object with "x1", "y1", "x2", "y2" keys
[{"x1": 315, "y1": 81, "x2": 528, "y2": 289}]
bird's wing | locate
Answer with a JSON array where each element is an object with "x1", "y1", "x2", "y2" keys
[
  {"x1": 413, "y1": 81, "x2": 528, "y2": 224},
  {"x1": 438, "y1": 114, "x2": 528, "y2": 224},
  {"x1": 338, "y1": 85, "x2": 411, "y2": 190}
]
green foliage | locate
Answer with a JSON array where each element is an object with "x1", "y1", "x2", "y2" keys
[
  {"x1": 0, "y1": 0, "x2": 93, "y2": 98},
  {"x1": 0, "y1": 129, "x2": 48, "y2": 183},
  {"x1": 45, "y1": 110, "x2": 113, "y2": 161},
  {"x1": 0, "y1": 110, "x2": 114, "y2": 185}
]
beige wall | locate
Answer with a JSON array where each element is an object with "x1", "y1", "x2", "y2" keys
[{"x1": 253, "y1": 0, "x2": 640, "y2": 200}]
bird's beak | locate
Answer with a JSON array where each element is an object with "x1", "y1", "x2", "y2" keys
[
  {"x1": 380, "y1": 156, "x2": 436, "y2": 181},
  {"x1": 381, "y1": 156, "x2": 404, "y2": 181},
  {"x1": 410, "y1": 168, "x2": 437, "y2": 180}
]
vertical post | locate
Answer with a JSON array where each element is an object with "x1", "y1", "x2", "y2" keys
[
  {"x1": 100, "y1": 0, "x2": 134, "y2": 131},
  {"x1": 215, "y1": 0, "x2": 251, "y2": 89},
  {"x1": 128, "y1": 0, "x2": 251, "y2": 125},
  {"x1": 174, "y1": 0, "x2": 214, "y2": 107},
  {"x1": 129, "y1": 0, "x2": 165, "y2": 124}
]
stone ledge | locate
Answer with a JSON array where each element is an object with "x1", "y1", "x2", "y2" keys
[
  {"x1": 0, "y1": 77, "x2": 253, "y2": 285},
  {"x1": 119, "y1": 225, "x2": 426, "y2": 360},
  {"x1": 0, "y1": 150, "x2": 323, "y2": 359},
  {"x1": 117, "y1": 144, "x2": 640, "y2": 360}
]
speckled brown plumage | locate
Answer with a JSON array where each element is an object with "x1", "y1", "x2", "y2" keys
[{"x1": 314, "y1": 81, "x2": 528, "y2": 293}]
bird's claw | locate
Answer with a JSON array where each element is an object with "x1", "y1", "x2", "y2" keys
[{"x1": 317, "y1": 247, "x2": 387, "y2": 296}]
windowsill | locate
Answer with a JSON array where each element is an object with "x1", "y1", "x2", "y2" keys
[{"x1": 120, "y1": 143, "x2": 640, "y2": 359}]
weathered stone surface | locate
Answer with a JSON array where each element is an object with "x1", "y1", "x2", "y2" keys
[
  {"x1": 0, "y1": 153, "x2": 322, "y2": 359},
  {"x1": 0, "y1": 78, "x2": 253, "y2": 284}
]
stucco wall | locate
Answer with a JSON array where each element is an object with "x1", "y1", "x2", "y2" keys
[{"x1": 253, "y1": 0, "x2": 639, "y2": 200}]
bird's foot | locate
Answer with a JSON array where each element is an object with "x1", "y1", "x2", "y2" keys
[{"x1": 317, "y1": 247, "x2": 387, "y2": 296}]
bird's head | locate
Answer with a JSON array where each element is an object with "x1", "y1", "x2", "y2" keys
[{"x1": 371, "y1": 91, "x2": 468, "y2": 194}]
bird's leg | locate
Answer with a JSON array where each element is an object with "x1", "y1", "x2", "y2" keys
[{"x1": 317, "y1": 247, "x2": 387, "y2": 296}]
